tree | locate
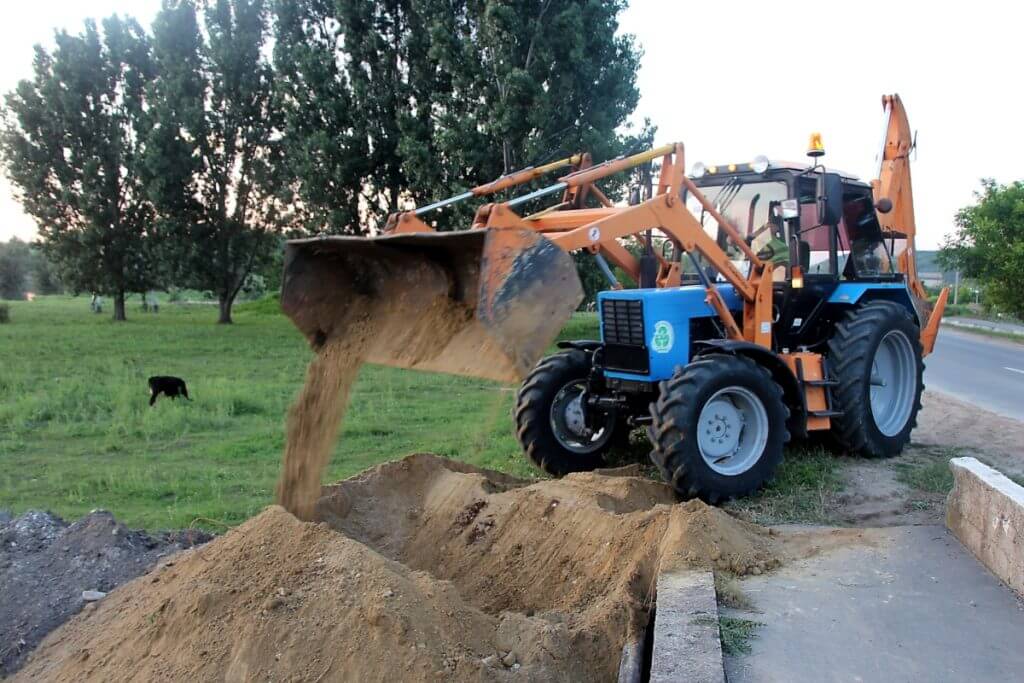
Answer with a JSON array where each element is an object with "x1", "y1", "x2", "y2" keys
[
  {"x1": 273, "y1": 0, "x2": 646, "y2": 234},
  {"x1": 1, "y1": 17, "x2": 158, "y2": 320},
  {"x1": 272, "y1": 0, "x2": 373, "y2": 235},
  {"x1": 146, "y1": 0, "x2": 285, "y2": 324},
  {"x1": 31, "y1": 248, "x2": 64, "y2": 294},
  {"x1": 0, "y1": 237, "x2": 32, "y2": 299},
  {"x1": 939, "y1": 179, "x2": 1024, "y2": 319}
]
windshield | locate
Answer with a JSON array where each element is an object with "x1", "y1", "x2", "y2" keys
[{"x1": 685, "y1": 180, "x2": 790, "y2": 278}]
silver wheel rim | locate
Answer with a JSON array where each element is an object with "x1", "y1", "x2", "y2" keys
[
  {"x1": 549, "y1": 380, "x2": 615, "y2": 455},
  {"x1": 869, "y1": 329, "x2": 917, "y2": 437},
  {"x1": 697, "y1": 386, "x2": 769, "y2": 476}
]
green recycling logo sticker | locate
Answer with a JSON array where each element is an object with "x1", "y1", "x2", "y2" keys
[{"x1": 651, "y1": 320, "x2": 674, "y2": 354}]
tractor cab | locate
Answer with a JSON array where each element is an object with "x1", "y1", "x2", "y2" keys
[
  {"x1": 678, "y1": 159, "x2": 903, "y2": 350},
  {"x1": 683, "y1": 160, "x2": 897, "y2": 288}
]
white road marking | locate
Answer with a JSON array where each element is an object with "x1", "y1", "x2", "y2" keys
[{"x1": 1004, "y1": 367, "x2": 1024, "y2": 375}]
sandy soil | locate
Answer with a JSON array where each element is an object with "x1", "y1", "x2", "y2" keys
[
  {"x1": 915, "y1": 390, "x2": 1024, "y2": 478},
  {"x1": 15, "y1": 454, "x2": 783, "y2": 682},
  {"x1": 828, "y1": 389, "x2": 1024, "y2": 527}
]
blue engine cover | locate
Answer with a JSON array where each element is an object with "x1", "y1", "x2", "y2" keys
[{"x1": 598, "y1": 285, "x2": 742, "y2": 382}]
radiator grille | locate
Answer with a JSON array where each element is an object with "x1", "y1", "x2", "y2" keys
[{"x1": 601, "y1": 299, "x2": 645, "y2": 347}]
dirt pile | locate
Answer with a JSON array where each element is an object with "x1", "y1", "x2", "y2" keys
[
  {"x1": 16, "y1": 455, "x2": 779, "y2": 682},
  {"x1": 0, "y1": 510, "x2": 208, "y2": 675}
]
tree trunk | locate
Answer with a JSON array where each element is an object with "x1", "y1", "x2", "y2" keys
[
  {"x1": 218, "y1": 292, "x2": 235, "y2": 324},
  {"x1": 113, "y1": 290, "x2": 126, "y2": 321}
]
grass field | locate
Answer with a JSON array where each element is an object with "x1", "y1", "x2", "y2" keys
[
  {"x1": 1, "y1": 295, "x2": 838, "y2": 530},
  {"x1": 0, "y1": 296, "x2": 604, "y2": 529}
]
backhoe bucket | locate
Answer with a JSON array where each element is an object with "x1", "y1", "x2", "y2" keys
[{"x1": 281, "y1": 229, "x2": 584, "y2": 383}]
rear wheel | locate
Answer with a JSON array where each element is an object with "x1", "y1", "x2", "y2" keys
[
  {"x1": 515, "y1": 350, "x2": 620, "y2": 475},
  {"x1": 648, "y1": 354, "x2": 789, "y2": 503},
  {"x1": 828, "y1": 299, "x2": 923, "y2": 457}
]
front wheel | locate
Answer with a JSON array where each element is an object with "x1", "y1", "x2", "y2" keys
[
  {"x1": 648, "y1": 354, "x2": 789, "y2": 503},
  {"x1": 514, "y1": 350, "x2": 620, "y2": 476}
]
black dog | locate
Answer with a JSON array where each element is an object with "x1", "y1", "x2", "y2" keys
[{"x1": 148, "y1": 376, "x2": 192, "y2": 406}]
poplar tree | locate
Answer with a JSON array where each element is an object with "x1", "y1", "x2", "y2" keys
[
  {"x1": 146, "y1": 0, "x2": 284, "y2": 324},
  {"x1": 1, "y1": 17, "x2": 156, "y2": 320}
]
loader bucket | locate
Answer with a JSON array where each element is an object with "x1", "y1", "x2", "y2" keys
[{"x1": 281, "y1": 228, "x2": 584, "y2": 383}]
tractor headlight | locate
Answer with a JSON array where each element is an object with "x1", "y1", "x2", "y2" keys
[
  {"x1": 691, "y1": 162, "x2": 707, "y2": 178},
  {"x1": 751, "y1": 155, "x2": 770, "y2": 173}
]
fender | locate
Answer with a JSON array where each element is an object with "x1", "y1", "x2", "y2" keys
[
  {"x1": 557, "y1": 340, "x2": 602, "y2": 351},
  {"x1": 693, "y1": 339, "x2": 808, "y2": 439}
]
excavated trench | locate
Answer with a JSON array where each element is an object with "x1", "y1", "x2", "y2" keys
[{"x1": 15, "y1": 455, "x2": 781, "y2": 682}]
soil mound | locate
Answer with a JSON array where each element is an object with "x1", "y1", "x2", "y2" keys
[
  {"x1": 0, "y1": 510, "x2": 208, "y2": 675},
  {"x1": 16, "y1": 455, "x2": 778, "y2": 682}
]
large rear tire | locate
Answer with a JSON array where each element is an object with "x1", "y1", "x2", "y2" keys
[
  {"x1": 828, "y1": 299, "x2": 923, "y2": 457},
  {"x1": 514, "y1": 350, "x2": 621, "y2": 476},
  {"x1": 648, "y1": 354, "x2": 789, "y2": 503}
]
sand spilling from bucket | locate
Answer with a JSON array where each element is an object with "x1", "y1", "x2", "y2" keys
[
  {"x1": 276, "y1": 332, "x2": 370, "y2": 521},
  {"x1": 15, "y1": 455, "x2": 781, "y2": 682},
  {"x1": 275, "y1": 271, "x2": 475, "y2": 520}
]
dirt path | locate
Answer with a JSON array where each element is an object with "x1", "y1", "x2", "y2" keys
[
  {"x1": 915, "y1": 390, "x2": 1024, "y2": 477},
  {"x1": 821, "y1": 389, "x2": 1023, "y2": 528}
]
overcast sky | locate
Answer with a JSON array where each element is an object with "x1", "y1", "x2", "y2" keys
[{"x1": 1, "y1": 0, "x2": 1021, "y2": 249}]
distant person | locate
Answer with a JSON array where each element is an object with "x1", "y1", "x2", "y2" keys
[{"x1": 90, "y1": 294, "x2": 103, "y2": 314}]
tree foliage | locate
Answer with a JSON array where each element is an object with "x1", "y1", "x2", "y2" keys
[
  {"x1": 274, "y1": 0, "x2": 647, "y2": 234},
  {"x1": 1, "y1": 17, "x2": 157, "y2": 320},
  {"x1": 939, "y1": 179, "x2": 1024, "y2": 319},
  {"x1": 31, "y1": 248, "x2": 64, "y2": 294},
  {"x1": 0, "y1": 237, "x2": 63, "y2": 298},
  {"x1": 147, "y1": 0, "x2": 285, "y2": 323},
  {"x1": 0, "y1": 237, "x2": 32, "y2": 300}
]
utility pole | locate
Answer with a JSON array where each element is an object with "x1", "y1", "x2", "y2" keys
[{"x1": 953, "y1": 270, "x2": 960, "y2": 305}]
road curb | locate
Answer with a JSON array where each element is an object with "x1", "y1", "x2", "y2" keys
[
  {"x1": 942, "y1": 318, "x2": 1024, "y2": 337},
  {"x1": 947, "y1": 457, "x2": 1024, "y2": 595},
  {"x1": 649, "y1": 569, "x2": 725, "y2": 683}
]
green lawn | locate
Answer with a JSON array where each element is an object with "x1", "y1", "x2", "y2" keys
[
  {"x1": 1, "y1": 296, "x2": 603, "y2": 530},
  {"x1": 0, "y1": 296, "x2": 837, "y2": 531}
]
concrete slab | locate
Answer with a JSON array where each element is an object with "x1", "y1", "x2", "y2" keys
[
  {"x1": 947, "y1": 456, "x2": 1024, "y2": 595},
  {"x1": 724, "y1": 525, "x2": 1024, "y2": 683},
  {"x1": 650, "y1": 569, "x2": 725, "y2": 683}
]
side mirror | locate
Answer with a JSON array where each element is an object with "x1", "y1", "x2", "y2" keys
[
  {"x1": 817, "y1": 172, "x2": 843, "y2": 225},
  {"x1": 875, "y1": 197, "x2": 893, "y2": 214}
]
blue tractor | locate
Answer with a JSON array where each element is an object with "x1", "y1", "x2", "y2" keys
[{"x1": 513, "y1": 96, "x2": 946, "y2": 502}]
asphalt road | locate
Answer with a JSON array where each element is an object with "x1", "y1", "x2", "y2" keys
[{"x1": 925, "y1": 325, "x2": 1024, "y2": 421}]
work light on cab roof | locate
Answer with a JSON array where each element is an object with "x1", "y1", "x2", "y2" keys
[{"x1": 690, "y1": 154, "x2": 770, "y2": 178}]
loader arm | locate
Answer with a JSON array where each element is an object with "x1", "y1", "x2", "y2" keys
[
  {"x1": 546, "y1": 144, "x2": 773, "y2": 348},
  {"x1": 282, "y1": 143, "x2": 777, "y2": 385}
]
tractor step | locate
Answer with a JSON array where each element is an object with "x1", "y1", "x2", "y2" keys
[
  {"x1": 809, "y1": 409, "x2": 844, "y2": 418},
  {"x1": 804, "y1": 378, "x2": 840, "y2": 387}
]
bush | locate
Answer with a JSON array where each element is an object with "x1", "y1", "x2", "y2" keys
[{"x1": 0, "y1": 303, "x2": 9, "y2": 323}]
